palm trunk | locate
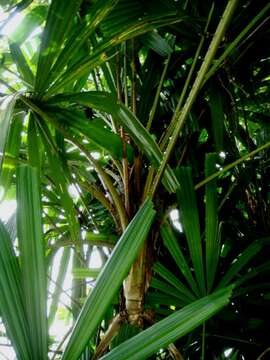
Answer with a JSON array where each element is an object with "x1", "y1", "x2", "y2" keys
[{"x1": 124, "y1": 240, "x2": 152, "y2": 326}]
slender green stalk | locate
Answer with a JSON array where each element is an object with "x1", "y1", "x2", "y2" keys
[
  {"x1": 51, "y1": 238, "x2": 115, "y2": 250},
  {"x1": 51, "y1": 327, "x2": 72, "y2": 360},
  {"x1": 204, "y1": 3, "x2": 270, "y2": 84},
  {"x1": 149, "y1": 0, "x2": 238, "y2": 197},
  {"x1": 146, "y1": 54, "x2": 171, "y2": 131},
  {"x1": 160, "y1": 2, "x2": 214, "y2": 150},
  {"x1": 131, "y1": 39, "x2": 136, "y2": 114},
  {"x1": 195, "y1": 141, "x2": 270, "y2": 190},
  {"x1": 201, "y1": 323, "x2": 206, "y2": 360},
  {"x1": 48, "y1": 248, "x2": 70, "y2": 325},
  {"x1": 123, "y1": 42, "x2": 129, "y2": 107}
]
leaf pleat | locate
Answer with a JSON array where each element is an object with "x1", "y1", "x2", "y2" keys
[
  {"x1": 0, "y1": 95, "x2": 17, "y2": 174},
  {"x1": 34, "y1": 116, "x2": 80, "y2": 241},
  {"x1": 48, "y1": 248, "x2": 70, "y2": 325},
  {"x1": 0, "y1": 112, "x2": 23, "y2": 198},
  {"x1": 48, "y1": 0, "x2": 120, "y2": 86},
  {"x1": 205, "y1": 153, "x2": 220, "y2": 292},
  {"x1": 35, "y1": 0, "x2": 83, "y2": 92},
  {"x1": 176, "y1": 167, "x2": 205, "y2": 295},
  {"x1": 217, "y1": 238, "x2": 269, "y2": 289},
  {"x1": 153, "y1": 262, "x2": 196, "y2": 302},
  {"x1": 0, "y1": 221, "x2": 32, "y2": 360},
  {"x1": 16, "y1": 165, "x2": 48, "y2": 359},
  {"x1": 47, "y1": 9, "x2": 182, "y2": 94},
  {"x1": 9, "y1": 42, "x2": 34, "y2": 86},
  {"x1": 150, "y1": 278, "x2": 191, "y2": 304},
  {"x1": 161, "y1": 223, "x2": 199, "y2": 296}
]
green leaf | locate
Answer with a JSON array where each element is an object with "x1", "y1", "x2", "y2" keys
[
  {"x1": 176, "y1": 167, "x2": 205, "y2": 295},
  {"x1": 16, "y1": 165, "x2": 48, "y2": 359},
  {"x1": 47, "y1": 9, "x2": 182, "y2": 94},
  {"x1": 27, "y1": 112, "x2": 41, "y2": 168},
  {"x1": 35, "y1": 115, "x2": 81, "y2": 241},
  {"x1": 72, "y1": 267, "x2": 101, "y2": 279},
  {"x1": 112, "y1": 323, "x2": 140, "y2": 349},
  {"x1": 235, "y1": 260, "x2": 270, "y2": 288},
  {"x1": 9, "y1": 42, "x2": 34, "y2": 86},
  {"x1": 5, "y1": 213, "x2": 17, "y2": 243},
  {"x1": 85, "y1": 232, "x2": 117, "y2": 244},
  {"x1": 0, "y1": 112, "x2": 23, "y2": 198},
  {"x1": 48, "y1": 248, "x2": 70, "y2": 325},
  {"x1": 217, "y1": 238, "x2": 268, "y2": 289},
  {"x1": 9, "y1": 5, "x2": 47, "y2": 44},
  {"x1": 150, "y1": 277, "x2": 191, "y2": 303},
  {"x1": 146, "y1": 291, "x2": 186, "y2": 308},
  {"x1": 99, "y1": 0, "x2": 181, "y2": 37},
  {"x1": 161, "y1": 223, "x2": 199, "y2": 296},
  {"x1": 153, "y1": 262, "x2": 195, "y2": 302},
  {"x1": 205, "y1": 153, "x2": 220, "y2": 292},
  {"x1": 100, "y1": 287, "x2": 233, "y2": 360},
  {"x1": 0, "y1": 95, "x2": 17, "y2": 175},
  {"x1": 140, "y1": 31, "x2": 173, "y2": 57},
  {"x1": 47, "y1": 92, "x2": 179, "y2": 192},
  {"x1": 48, "y1": 0, "x2": 120, "y2": 85},
  {"x1": 35, "y1": 0, "x2": 83, "y2": 92},
  {"x1": 62, "y1": 198, "x2": 156, "y2": 360},
  {"x1": 0, "y1": 221, "x2": 32, "y2": 359},
  {"x1": 204, "y1": 3, "x2": 270, "y2": 83},
  {"x1": 208, "y1": 85, "x2": 225, "y2": 151},
  {"x1": 45, "y1": 107, "x2": 134, "y2": 163}
]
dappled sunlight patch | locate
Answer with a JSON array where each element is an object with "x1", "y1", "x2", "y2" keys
[
  {"x1": 169, "y1": 209, "x2": 183, "y2": 233},
  {"x1": 1, "y1": 12, "x2": 23, "y2": 37},
  {"x1": 0, "y1": 200, "x2": 16, "y2": 223}
]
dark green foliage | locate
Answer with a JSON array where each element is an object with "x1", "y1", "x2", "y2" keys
[{"x1": 0, "y1": 0, "x2": 269, "y2": 359}]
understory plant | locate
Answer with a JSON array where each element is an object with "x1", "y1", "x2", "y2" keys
[{"x1": 0, "y1": 0, "x2": 270, "y2": 359}]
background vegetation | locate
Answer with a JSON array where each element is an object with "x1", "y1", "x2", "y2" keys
[{"x1": 0, "y1": 0, "x2": 269, "y2": 359}]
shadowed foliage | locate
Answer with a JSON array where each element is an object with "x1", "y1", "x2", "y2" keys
[{"x1": 0, "y1": 0, "x2": 269, "y2": 359}]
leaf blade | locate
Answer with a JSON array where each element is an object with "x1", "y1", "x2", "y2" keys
[
  {"x1": 35, "y1": 0, "x2": 83, "y2": 92},
  {"x1": 100, "y1": 287, "x2": 233, "y2": 360},
  {"x1": 0, "y1": 95, "x2": 17, "y2": 175},
  {"x1": 205, "y1": 153, "x2": 220, "y2": 292},
  {"x1": 16, "y1": 165, "x2": 48, "y2": 359},
  {"x1": 0, "y1": 221, "x2": 32, "y2": 359},
  {"x1": 161, "y1": 223, "x2": 199, "y2": 296},
  {"x1": 62, "y1": 199, "x2": 156, "y2": 360},
  {"x1": 47, "y1": 91, "x2": 179, "y2": 192},
  {"x1": 176, "y1": 167, "x2": 205, "y2": 295}
]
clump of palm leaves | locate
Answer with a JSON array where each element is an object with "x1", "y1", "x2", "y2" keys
[{"x1": 0, "y1": 0, "x2": 270, "y2": 359}]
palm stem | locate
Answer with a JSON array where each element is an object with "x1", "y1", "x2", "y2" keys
[
  {"x1": 195, "y1": 141, "x2": 270, "y2": 190},
  {"x1": 149, "y1": 0, "x2": 239, "y2": 198}
]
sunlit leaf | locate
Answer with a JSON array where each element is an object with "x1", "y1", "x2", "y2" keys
[
  {"x1": 0, "y1": 221, "x2": 32, "y2": 359},
  {"x1": 62, "y1": 198, "x2": 155, "y2": 360},
  {"x1": 0, "y1": 95, "x2": 17, "y2": 174},
  {"x1": 16, "y1": 165, "x2": 48, "y2": 359}
]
